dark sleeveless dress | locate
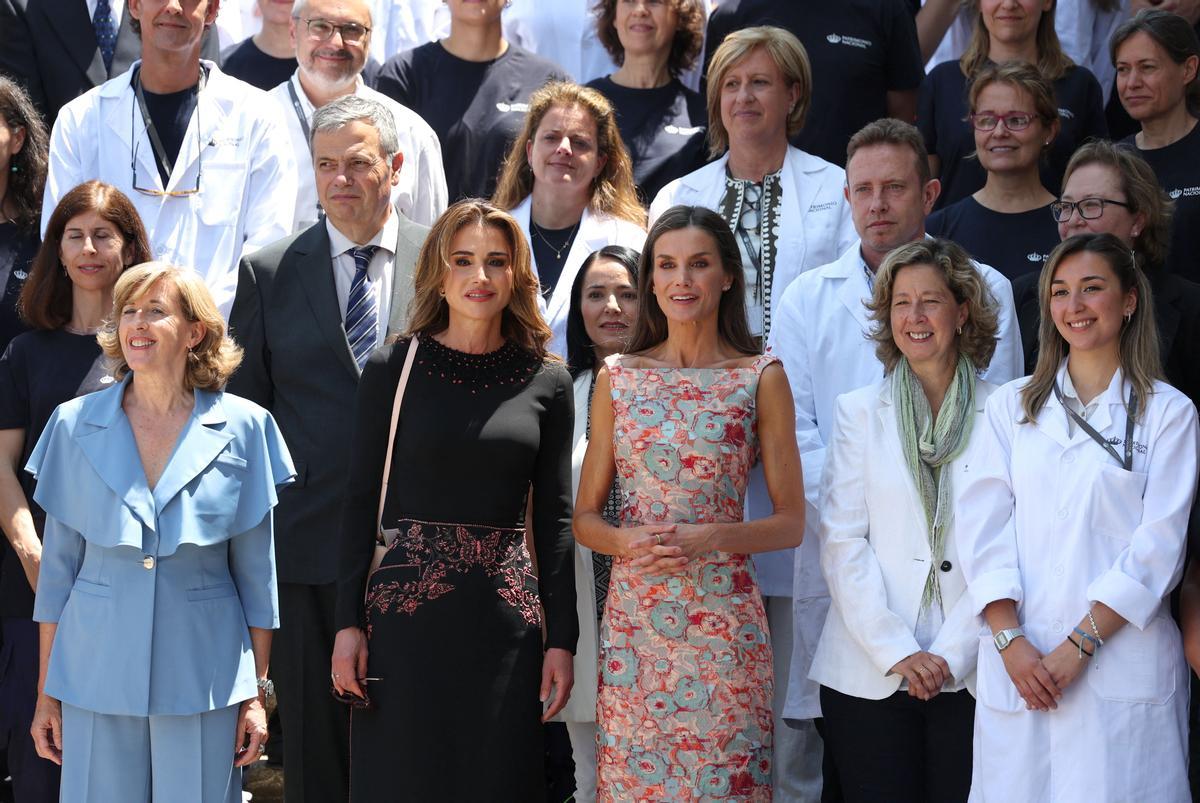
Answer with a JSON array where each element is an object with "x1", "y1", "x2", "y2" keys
[{"x1": 334, "y1": 337, "x2": 578, "y2": 801}]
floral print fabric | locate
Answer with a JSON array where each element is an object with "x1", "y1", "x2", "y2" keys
[{"x1": 596, "y1": 355, "x2": 778, "y2": 802}]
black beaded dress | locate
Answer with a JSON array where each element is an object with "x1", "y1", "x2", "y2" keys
[{"x1": 335, "y1": 336, "x2": 578, "y2": 802}]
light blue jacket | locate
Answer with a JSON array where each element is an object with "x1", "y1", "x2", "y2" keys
[{"x1": 29, "y1": 376, "x2": 295, "y2": 717}]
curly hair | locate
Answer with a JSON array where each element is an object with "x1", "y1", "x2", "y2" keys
[
  {"x1": 0, "y1": 76, "x2": 48, "y2": 233},
  {"x1": 592, "y1": 0, "x2": 705, "y2": 79},
  {"x1": 492, "y1": 81, "x2": 644, "y2": 228},
  {"x1": 99, "y1": 262, "x2": 243, "y2": 391},
  {"x1": 866, "y1": 238, "x2": 1000, "y2": 375},
  {"x1": 405, "y1": 199, "x2": 555, "y2": 360}
]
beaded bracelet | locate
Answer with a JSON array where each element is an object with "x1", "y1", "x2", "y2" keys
[{"x1": 1087, "y1": 610, "x2": 1105, "y2": 646}]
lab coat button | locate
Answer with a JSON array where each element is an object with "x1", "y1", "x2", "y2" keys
[
  {"x1": 1054, "y1": 565, "x2": 1064, "y2": 577},
  {"x1": 940, "y1": 560, "x2": 952, "y2": 572},
  {"x1": 1057, "y1": 508, "x2": 1069, "y2": 520},
  {"x1": 1063, "y1": 453, "x2": 1075, "y2": 464},
  {"x1": 1053, "y1": 620, "x2": 1063, "y2": 632},
  {"x1": 142, "y1": 556, "x2": 155, "y2": 570}
]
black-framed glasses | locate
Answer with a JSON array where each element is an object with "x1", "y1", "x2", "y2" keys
[
  {"x1": 298, "y1": 17, "x2": 371, "y2": 45},
  {"x1": 968, "y1": 112, "x2": 1039, "y2": 131},
  {"x1": 1050, "y1": 197, "x2": 1132, "y2": 222}
]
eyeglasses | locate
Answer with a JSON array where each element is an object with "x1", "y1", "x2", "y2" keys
[
  {"x1": 298, "y1": 17, "x2": 371, "y2": 45},
  {"x1": 130, "y1": 75, "x2": 203, "y2": 198},
  {"x1": 968, "y1": 112, "x2": 1039, "y2": 131},
  {"x1": 1050, "y1": 197, "x2": 1132, "y2": 222}
]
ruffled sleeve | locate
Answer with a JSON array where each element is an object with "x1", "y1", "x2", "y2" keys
[{"x1": 226, "y1": 402, "x2": 297, "y2": 538}]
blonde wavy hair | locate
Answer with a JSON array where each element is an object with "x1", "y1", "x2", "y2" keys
[
  {"x1": 866, "y1": 238, "x2": 1000, "y2": 375},
  {"x1": 492, "y1": 81, "x2": 644, "y2": 227},
  {"x1": 705, "y1": 26, "x2": 812, "y2": 157},
  {"x1": 405, "y1": 200, "x2": 555, "y2": 361},
  {"x1": 99, "y1": 262, "x2": 243, "y2": 391}
]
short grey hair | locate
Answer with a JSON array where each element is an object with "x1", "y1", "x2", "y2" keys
[
  {"x1": 292, "y1": 0, "x2": 374, "y2": 23},
  {"x1": 308, "y1": 95, "x2": 400, "y2": 159}
]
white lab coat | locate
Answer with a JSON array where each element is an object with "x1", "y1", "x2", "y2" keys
[
  {"x1": 268, "y1": 72, "x2": 448, "y2": 232},
  {"x1": 43, "y1": 60, "x2": 297, "y2": 318},
  {"x1": 957, "y1": 363, "x2": 1197, "y2": 803},
  {"x1": 649, "y1": 146, "x2": 858, "y2": 333},
  {"x1": 766, "y1": 238, "x2": 1023, "y2": 720},
  {"x1": 808, "y1": 378, "x2": 994, "y2": 700},
  {"x1": 510, "y1": 196, "x2": 646, "y2": 361}
]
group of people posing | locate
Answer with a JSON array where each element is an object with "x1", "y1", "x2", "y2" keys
[{"x1": 1, "y1": 1, "x2": 1200, "y2": 802}]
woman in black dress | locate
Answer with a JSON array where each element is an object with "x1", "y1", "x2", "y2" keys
[
  {"x1": 0, "y1": 180, "x2": 151, "y2": 803},
  {"x1": 331, "y1": 199, "x2": 578, "y2": 801},
  {"x1": 0, "y1": 77, "x2": 48, "y2": 352}
]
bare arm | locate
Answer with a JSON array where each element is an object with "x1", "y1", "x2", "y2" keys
[
  {"x1": 915, "y1": 0, "x2": 963, "y2": 63},
  {"x1": 234, "y1": 626, "x2": 273, "y2": 767},
  {"x1": 0, "y1": 427, "x2": 38, "y2": 590},
  {"x1": 31, "y1": 622, "x2": 61, "y2": 764}
]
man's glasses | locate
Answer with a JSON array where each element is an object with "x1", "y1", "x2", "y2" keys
[
  {"x1": 298, "y1": 17, "x2": 371, "y2": 46},
  {"x1": 968, "y1": 112, "x2": 1039, "y2": 132},
  {"x1": 130, "y1": 76, "x2": 203, "y2": 197},
  {"x1": 1050, "y1": 197, "x2": 1132, "y2": 222}
]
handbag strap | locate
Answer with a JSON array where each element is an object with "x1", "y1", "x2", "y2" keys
[{"x1": 377, "y1": 335, "x2": 420, "y2": 542}]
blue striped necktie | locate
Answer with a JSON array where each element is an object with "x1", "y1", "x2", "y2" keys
[
  {"x1": 345, "y1": 246, "x2": 379, "y2": 369},
  {"x1": 93, "y1": 0, "x2": 118, "y2": 74}
]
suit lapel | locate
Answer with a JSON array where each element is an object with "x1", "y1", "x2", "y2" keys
[
  {"x1": 293, "y1": 225, "x2": 361, "y2": 378},
  {"x1": 386, "y1": 211, "x2": 424, "y2": 336},
  {"x1": 151, "y1": 390, "x2": 235, "y2": 512},
  {"x1": 41, "y1": 0, "x2": 105, "y2": 84},
  {"x1": 73, "y1": 378, "x2": 157, "y2": 530}
]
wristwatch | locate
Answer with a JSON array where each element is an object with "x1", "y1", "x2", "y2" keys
[
  {"x1": 257, "y1": 678, "x2": 275, "y2": 698},
  {"x1": 994, "y1": 627, "x2": 1026, "y2": 652}
]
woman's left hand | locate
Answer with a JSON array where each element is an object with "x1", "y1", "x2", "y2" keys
[
  {"x1": 628, "y1": 523, "x2": 715, "y2": 574},
  {"x1": 1042, "y1": 639, "x2": 1090, "y2": 693},
  {"x1": 540, "y1": 647, "x2": 574, "y2": 722},
  {"x1": 233, "y1": 696, "x2": 268, "y2": 767}
]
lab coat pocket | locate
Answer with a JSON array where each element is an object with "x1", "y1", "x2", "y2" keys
[
  {"x1": 974, "y1": 633, "x2": 1025, "y2": 713},
  {"x1": 1087, "y1": 615, "x2": 1178, "y2": 704},
  {"x1": 196, "y1": 161, "x2": 247, "y2": 227},
  {"x1": 1088, "y1": 464, "x2": 1148, "y2": 545}
]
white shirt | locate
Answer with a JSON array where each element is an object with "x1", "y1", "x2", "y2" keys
[
  {"x1": 1058, "y1": 368, "x2": 1102, "y2": 437},
  {"x1": 43, "y1": 60, "x2": 298, "y2": 319},
  {"x1": 326, "y1": 210, "x2": 398, "y2": 349},
  {"x1": 86, "y1": 0, "x2": 124, "y2": 24},
  {"x1": 369, "y1": 0, "x2": 450, "y2": 63},
  {"x1": 269, "y1": 72, "x2": 448, "y2": 232}
]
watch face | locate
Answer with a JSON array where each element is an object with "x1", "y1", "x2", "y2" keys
[{"x1": 995, "y1": 631, "x2": 1010, "y2": 650}]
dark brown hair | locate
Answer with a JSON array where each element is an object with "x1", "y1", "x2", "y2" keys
[
  {"x1": 1111, "y1": 9, "x2": 1200, "y2": 117},
  {"x1": 0, "y1": 76, "x2": 48, "y2": 233},
  {"x1": 593, "y1": 0, "x2": 705, "y2": 79},
  {"x1": 20, "y1": 181, "x2": 152, "y2": 331},
  {"x1": 626, "y1": 205, "x2": 758, "y2": 356}
]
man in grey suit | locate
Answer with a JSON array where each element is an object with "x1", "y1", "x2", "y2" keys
[{"x1": 227, "y1": 95, "x2": 428, "y2": 803}]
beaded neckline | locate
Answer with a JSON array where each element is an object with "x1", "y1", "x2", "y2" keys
[{"x1": 417, "y1": 336, "x2": 541, "y2": 393}]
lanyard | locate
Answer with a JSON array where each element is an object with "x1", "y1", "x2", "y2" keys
[
  {"x1": 286, "y1": 80, "x2": 312, "y2": 149},
  {"x1": 132, "y1": 67, "x2": 206, "y2": 180},
  {"x1": 1053, "y1": 381, "x2": 1138, "y2": 471}
]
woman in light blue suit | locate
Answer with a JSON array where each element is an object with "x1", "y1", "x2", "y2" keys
[{"x1": 25, "y1": 262, "x2": 296, "y2": 802}]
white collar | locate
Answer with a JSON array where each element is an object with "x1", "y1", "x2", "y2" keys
[
  {"x1": 289, "y1": 71, "x2": 366, "y2": 117},
  {"x1": 326, "y1": 207, "x2": 399, "y2": 256}
]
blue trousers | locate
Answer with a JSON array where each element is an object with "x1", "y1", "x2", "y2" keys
[
  {"x1": 0, "y1": 617, "x2": 61, "y2": 802},
  {"x1": 60, "y1": 701, "x2": 241, "y2": 803}
]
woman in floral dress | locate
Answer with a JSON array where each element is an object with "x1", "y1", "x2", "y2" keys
[{"x1": 574, "y1": 205, "x2": 804, "y2": 801}]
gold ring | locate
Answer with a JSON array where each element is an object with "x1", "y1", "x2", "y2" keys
[{"x1": 654, "y1": 533, "x2": 663, "y2": 546}]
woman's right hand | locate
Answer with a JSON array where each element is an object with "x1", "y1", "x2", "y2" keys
[
  {"x1": 889, "y1": 651, "x2": 951, "y2": 701},
  {"x1": 623, "y1": 524, "x2": 683, "y2": 573},
  {"x1": 30, "y1": 693, "x2": 62, "y2": 765},
  {"x1": 331, "y1": 627, "x2": 369, "y2": 700},
  {"x1": 999, "y1": 637, "x2": 1061, "y2": 712}
]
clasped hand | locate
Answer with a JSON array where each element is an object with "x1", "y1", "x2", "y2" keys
[
  {"x1": 624, "y1": 523, "x2": 713, "y2": 573},
  {"x1": 1000, "y1": 638, "x2": 1088, "y2": 711},
  {"x1": 889, "y1": 651, "x2": 952, "y2": 701}
]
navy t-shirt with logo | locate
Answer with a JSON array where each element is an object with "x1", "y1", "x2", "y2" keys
[
  {"x1": 926, "y1": 196, "x2": 1060, "y2": 281},
  {"x1": 918, "y1": 61, "x2": 1108, "y2": 210},
  {"x1": 1127, "y1": 124, "x2": 1200, "y2": 282},
  {"x1": 585, "y1": 76, "x2": 709, "y2": 204},
  {"x1": 705, "y1": 0, "x2": 924, "y2": 167},
  {"x1": 375, "y1": 42, "x2": 567, "y2": 201}
]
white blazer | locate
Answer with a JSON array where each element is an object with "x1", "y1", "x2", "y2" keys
[
  {"x1": 511, "y1": 195, "x2": 646, "y2": 360},
  {"x1": 957, "y1": 364, "x2": 1197, "y2": 802},
  {"x1": 648, "y1": 146, "x2": 857, "y2": 332},
  {"x1": 267, "y1": 73, "x2": 448, "y2": 232},
  {"x1": 559, "y1": 372, "x2": 601, "y2": 724},
  {"x1": 808, "y1": 378, "x2": 994, "y2": 700},
  {"x1": 765, "y1": 238, "x2": 1023, "y2": 720},
  {"x1": 43, "y1": 60, "x2": 297, "y2": 318}
]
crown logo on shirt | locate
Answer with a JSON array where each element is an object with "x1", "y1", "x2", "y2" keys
[
  {"x1": 826, "y1": 34, "x2": 841, "y2": 44},
  {"x1": 1027, "y1": 253, "x2": 1046, "y2": 262},
  {"x1": 1170, "y1": 189, "x2": 1184, "y2": 199}
]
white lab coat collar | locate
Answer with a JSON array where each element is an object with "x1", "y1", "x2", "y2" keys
[
  {"x1": 287, "y1": 70, "x2": 367, "y2": 119},
  {"x1": 828, "y1": 240, "x2": 873, "y2": 334},
  {"x1": 101, "y1": 59, "x2": 239, "y2": 194}
]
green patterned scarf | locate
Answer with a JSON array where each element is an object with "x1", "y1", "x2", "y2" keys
[{"x1": 893, "y1": 354, "x2": 976, "y2": 614}]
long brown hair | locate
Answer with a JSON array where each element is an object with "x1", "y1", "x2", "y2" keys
[
  {"x1": 959, "y1": 0, "x2": 1073, "y2": 81},
  {"x1": 626, "y1": 205, "x2": 758, "y2": 356},
  {"x1": 0, "y1": 76, "x2": 48, "y2": 233},
  {"x1": 21, "y1": 181, "x2": 152, "y2": 331},
  {"x1": 405, "y1": 200, "x2": 554, "y2": 360},
  {"x1": 1020, "y1": 233, "x2": 1160, "y2": 423},
  {"x1": 491, "y1": 82, "x2": 645, "y2": 227}
]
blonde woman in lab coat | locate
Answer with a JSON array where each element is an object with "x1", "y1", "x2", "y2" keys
[{"x1": 958, "y1": 232, "x2": 1198, "y2": 802}]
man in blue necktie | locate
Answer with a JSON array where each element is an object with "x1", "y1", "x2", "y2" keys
[{"x1": 228, "y1": 94, "x2": 429, "y2": 803}]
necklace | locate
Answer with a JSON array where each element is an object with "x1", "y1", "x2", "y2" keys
[{"x1": 529, "y1": 219, "x2": 580, "y2": 261}]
